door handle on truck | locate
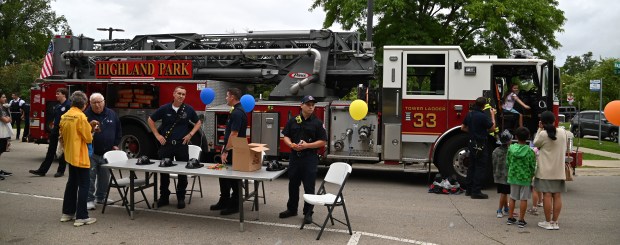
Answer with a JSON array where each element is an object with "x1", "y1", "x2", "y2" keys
[{"x1": 395, "y1": 90, "x2": 400, "y2": 117}]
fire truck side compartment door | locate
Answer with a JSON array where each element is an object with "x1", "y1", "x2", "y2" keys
[
  {"x1": 251, "y1": 112, "x2": 279, "y2": 157},
  {"x1": 383, "y1": 123, "x2": 401, "y2": 161}
]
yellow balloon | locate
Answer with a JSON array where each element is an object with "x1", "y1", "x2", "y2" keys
[{"x1": 349, "y1": 99, "x2": 368, "y2": 120}]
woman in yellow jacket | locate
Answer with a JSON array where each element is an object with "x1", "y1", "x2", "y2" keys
[{"x1": 59, "y1": 91, "x2": 96, "y2": 227}]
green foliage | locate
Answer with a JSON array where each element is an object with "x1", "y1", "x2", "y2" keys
[
  {"x1": 0, "y1": 60, "x2": 41, "y2": 100},
  {"x1": 0, "y1": 0, "x2": 70, "y2": 65},
  {"x1": 311, "y1": 0, "x2": 566, "y2": 61},
  {"x1": 562, "y1": 52, "x2": 598, "y2": 76},
  {"x1": 561, "y1": 58, "x2": 620, "y2": 110}
]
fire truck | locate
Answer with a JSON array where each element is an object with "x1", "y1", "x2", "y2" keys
[{"x1": 31, "y1": 30, "x2": 560, "y2": 182}]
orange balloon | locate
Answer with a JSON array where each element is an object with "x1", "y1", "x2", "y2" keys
[{"x1": 604, "y1": 100, "x2": 620, "y2": 126}]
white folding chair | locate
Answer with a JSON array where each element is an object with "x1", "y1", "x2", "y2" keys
[
  {"x1": 300, "y1": 162, "x2": 353, "y2": 240},
  {"x1": 102, "y1": 150, "x2": 151, "y2": 215},
  {"x1": 171, "y1": 145, "x2": 204, "y2": 204}
]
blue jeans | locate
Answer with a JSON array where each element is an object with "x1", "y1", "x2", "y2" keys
[
  {"x1": 88, "y1": 154, "x2": 110, "y2": 202},
  {"x1": 62, "y1": 164, "x2": 91, "y2": 219}
]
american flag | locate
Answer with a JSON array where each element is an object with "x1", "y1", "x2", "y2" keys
[{"x1": 39, "y1": 40, "x2": 54, "y2": 79}]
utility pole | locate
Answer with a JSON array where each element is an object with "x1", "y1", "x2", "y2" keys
[
  {"x1": 97, "y1": 27, "x2": 124, "y2": 40},
  {"x1": 366, "y1": 0, "x2": 373, "y2": 42}
]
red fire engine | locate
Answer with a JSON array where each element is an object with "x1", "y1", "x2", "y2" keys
[{"x1": 31, "y1": 31, "x2": 560, "y2": 182}]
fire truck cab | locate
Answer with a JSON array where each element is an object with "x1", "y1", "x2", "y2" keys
[{"x1": 380, "y1": 46, "x2": 559, "y2": 181}]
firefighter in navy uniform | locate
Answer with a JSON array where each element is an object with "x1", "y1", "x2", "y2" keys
[
  {"x1": 210, "y1": 88, "x2": 247, "y2": 215},
  {"x1": 148, "y1": 86, "x2": 202, "y2": 209},
  {"x1": 279, "y1": 95, "x2": 327, "y2": 224},
  {"x1": 461, "y1": 97, "x2": 496, "y2": 199},
  {"x1": 30, "y1": 88, "x2": 71, "y2": 177}
]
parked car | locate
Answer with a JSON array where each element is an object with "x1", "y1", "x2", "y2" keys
[
  {"x1": 559, "y1": 106, "x2": 578, "y2": 121},
  {"x1": 570, "y1": 110, "x2": 619, "y2": 142}
]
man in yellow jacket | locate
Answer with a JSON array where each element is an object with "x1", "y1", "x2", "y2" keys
[{"x1": 59, "y1": 91, "x2": 96, "y2": 227}]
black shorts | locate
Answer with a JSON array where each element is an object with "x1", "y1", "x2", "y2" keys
[
  {"x1": 496, "y1": 183, "x2": 511, "y2": 194},
  {"x1": 0, "y1": 138, "x2": 8, "y2": 154}
]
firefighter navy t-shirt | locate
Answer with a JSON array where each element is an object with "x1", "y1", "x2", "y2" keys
[
  {"x1": 223, "y1": 103, "x2": 247, "y2": 147},
  {"x1": 54, "y1": 100, "x2": 72, "y2": 129},
  {"x1": 462, "y1": 108, "x2": 493, "y2": 141},
  {"x1": 150, "y1": 103, "x2": 199, "y2": 141}
]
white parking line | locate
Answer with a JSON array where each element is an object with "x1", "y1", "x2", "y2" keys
[
  {"x1": 347, "y1": 232, "x2": 361, "y2": 245},
  {"x1": 1, "y1": 190, "x2": 437, "y2": 244}
]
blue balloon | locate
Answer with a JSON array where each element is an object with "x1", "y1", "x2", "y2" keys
[
  {"x1": 240, "y1": 94, "x2": 255, "y2": 112},
  {"x1": 200, "y1": 88, "x2": 215, "y2": 105}
]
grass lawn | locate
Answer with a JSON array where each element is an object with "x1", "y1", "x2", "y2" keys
[
  {"x1": 582, "y1": 152, "x2": 618, "y2": 160},
  {"x1": 573, "y1": 138, "x2": 620, "y2": 154}
]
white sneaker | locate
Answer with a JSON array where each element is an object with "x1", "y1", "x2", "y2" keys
[
  {"x1": 60, "y1": 214, "x2": 75, "y2": 222},
  {"x1": 87, "y1": 201, "x2": 96, "y2": 210},
  {"x1": 74, "y1": 217, "x2": 97, "y2": 227},
  {"x1": 538, "y1": 221, "x2": 554, "y2": 230},
  {"x1": 552, "y1": 221, "x2": 560, "y2": 230},
  {"x1": 96, "y1": 198, "x2": 114, "y2": 205}
]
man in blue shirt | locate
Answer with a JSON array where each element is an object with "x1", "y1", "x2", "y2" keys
[
  {"x1": 148, "y1": 86, "x2": 202, "y2": 209},
  {"x1": 210, "y1": 88, "x2": 247, "y2": 215},
  {"x1": 461, "y1": 97, "x2": 496, "y2": 199},
  {"x1": 84, "y1": 93, "x2": 122, "y2": 210},
  {"x1": 30, "y1": 88, "x2": 71, "y2": 177}
]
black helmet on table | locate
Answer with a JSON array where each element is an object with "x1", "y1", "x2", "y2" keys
[
  {"x1": 136, "y1": 155, "x2": 155, "y2": 165},
  {"x1": 185, "y1": 158, "x2": 204, "y2": 169},
  {"x1": 158, "y1": 158, "x2": 176, "y2": 167}
]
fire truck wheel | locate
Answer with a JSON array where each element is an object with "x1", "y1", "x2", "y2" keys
[
  {"x1": 120, "y1": 125, "x2": 156, "y2": 159},
  {"x1": 436, "y1": 133, "x2": 469, "y2": 184}
]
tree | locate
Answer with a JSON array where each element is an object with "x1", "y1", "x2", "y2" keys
[
  {"x1": 0, "y1": 0, "x2": 70, "y2": 65},
  {"x1": 562, "y1": 58, "x2": 620, "y2": 110},
  {"x1": 311, "y1": 0, "x2": 566, "y2": 60},
  {"x1": 0, "y1": 59, "x2": 40, "y2": 101},
  {"x1": 562, "y1": 52, "x2": 598, "y2": 76}
]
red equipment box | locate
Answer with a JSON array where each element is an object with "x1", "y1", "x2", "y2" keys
[{"x1": 567, "y1": 151, "x2": 583, "y2": 167}]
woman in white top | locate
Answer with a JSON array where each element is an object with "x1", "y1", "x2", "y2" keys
[
  {"x1": 502, "y1": 84, "x2": 530, "y2": 127},
  {"x1": 533, "y1": 111, "x2": 572, "y2": 230},
  {"x1": 0, "y1": 93, "x2": 14, "y2": 179}
]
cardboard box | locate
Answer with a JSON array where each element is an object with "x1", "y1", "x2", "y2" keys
[{"x1": 230, "y1": 137, "x2": 269, "y2": 172}]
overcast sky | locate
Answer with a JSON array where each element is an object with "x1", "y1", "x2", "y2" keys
[{"x1": 51, "y1": 0, "x2": 619, "y2": 66}]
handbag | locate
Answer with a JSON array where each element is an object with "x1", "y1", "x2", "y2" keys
[
  {"x1": 563, "y1": 129, "x2": 574, "y2": 181},
  {"x1": 565, "y1": 163, "x2": 573, "y2": 181},
  {"x1": 0, "y1": 122, "x2": 13, "y2": 138}
]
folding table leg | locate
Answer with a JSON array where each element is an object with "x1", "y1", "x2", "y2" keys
[
  {"x1": 253, "y1": 181, "x2": 260, "y2": 219},
  {"x1": 153, "y1": 173, "x2": 158, "y2": 209},
  {"x1": 238, "y1": 179, "x2": 244, "y2": 232},
  {"x1": 130, "y1": 171, "x2": 135, "y2": 220}
]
